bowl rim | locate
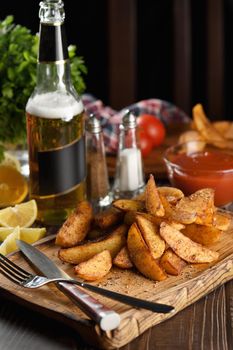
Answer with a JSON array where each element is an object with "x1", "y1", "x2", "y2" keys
[{"x1": 163, "y1": 141, "x2": 233, "y2": 175}]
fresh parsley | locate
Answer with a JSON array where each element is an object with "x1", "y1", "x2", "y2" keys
[{"x1": 0, "y1": 15, "x2": 87, "y2": 161}]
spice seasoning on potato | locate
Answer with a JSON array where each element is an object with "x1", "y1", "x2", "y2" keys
[
  {"x1": 113, "y1": 246, "x2": 133, "y2": 269},
  {"x1": 160, "y1": 222, "x2": 219, "y2": 263},
  {"x1": 94, "y1": 207, "x2": 124, "y2": 230},
  {"x1": 145, "y1": 174, "x2": 165, "y2": 217},
  {"x1": 55, "y1": 201, "x2": 93, "y2": 248},
  {"x1": 74, "y1": 250, "x2": 112, "y2": 281},
  {"x1": 58, "y1": 224, "x2": 128, "y2": 264}
]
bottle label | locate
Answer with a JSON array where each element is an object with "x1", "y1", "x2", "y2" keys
[
  {"x1": 38, "y1": 136, "x2": 86, "y2": 196},
  {"x1": 39, "y1": 23, "x2": 68, "y2": 62}
]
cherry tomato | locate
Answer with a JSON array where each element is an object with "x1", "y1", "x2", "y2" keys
[
  {"x1": 137, "y1": 114, "x2": 166, "y2": 147},
  {"x1": 138, "y1": 130, "x2": 153, "y2": 157}
]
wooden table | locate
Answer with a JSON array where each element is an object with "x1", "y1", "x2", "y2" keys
[{"x1": 0, "y1": 280, "x2": 232, "y2": 349}]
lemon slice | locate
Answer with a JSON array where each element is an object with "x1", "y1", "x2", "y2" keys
[
  {"x1": 0, "y1": 227, "x2": 46, "y2": 243},
  {"x1": 1, "y1": 152, "x2": 21, "y2": 172},
  {"x1": 0, "y1": 226, "x2": 20, "y2": 255},
  {"x1": 0, "y1": 200, "x2": 38, "y2": 228},
  {"x1": 0, "y1": 165, "x2": 28, "y2": 207}
]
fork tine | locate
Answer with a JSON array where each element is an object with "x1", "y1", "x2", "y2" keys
[
  {"x1": 0, "y1": 265, "x2": 25, "y2": 284},
  {"x1": 0, "y1": 253, "x2": 32, "y2": 284}
]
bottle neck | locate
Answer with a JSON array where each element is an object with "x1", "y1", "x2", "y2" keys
[
  {"x1": 39, "y1": 22, "x2": 68, "y2": 62},
  {"x1": 36, "y1": 22, "x2": 74, "y2": 93}
]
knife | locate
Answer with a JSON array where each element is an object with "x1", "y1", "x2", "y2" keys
[
  {"x1": 16, "y1": 239, "x2": 174, "y2": 316},
  {"x1": 16, "y1": 239, "x2": 121, "y2": 331}
]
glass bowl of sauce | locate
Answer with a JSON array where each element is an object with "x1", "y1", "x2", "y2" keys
[{"x1": 163, "y1": 140, "x2": 233, "y2": 206}]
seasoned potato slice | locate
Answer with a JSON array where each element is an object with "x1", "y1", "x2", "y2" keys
[
  {"x1": 136, "y1": 215, "x2": 165, "y2": 259},
  {"x1": 113, "y1": 199, "x2": 145, "y2": 212},
  {"x1": 181, "y1": 223, "x2": 221, "y2": 246},
  {"x1": 74, "y1": 250, "x2": 112, "y2": 281},
  {"x1": 58, "y1": 224, "x2": 128, "y2": 264},
  {"x1": 213, "y1": 211, "x2": 231, "y2": 231},
  {"x1": 192, "y1": 104, "x2": 227, "y2": 148},
  {"x1": 145, "y1": 174, "x2": 165, "y2": 216},
  {"x1": 157, "y1": 186, "x2": 184, "y2": 204},
  {"x1": 173, "y1": 188, "x2": 215, "y2": 225},
  {"x1": 127, "y1": 223, "x2": 167, "y2": 281},
  {"x1": 160, "y1": 222, "x2": 219, "y2": 263},
  {"x1": 55, "y1": 201, "x2": 93, "y2": 248},
  {"x1": 160, "y1": 248, "x2": 186, "y2": 276},
  {"x1": 178, "y1": 130, "x2": 205, "y2": 144},
  {"x1": 113, "y1": 246, "x2": 133, "y2": 269},
  {"x1": 124, "y1": 210, "x2": 138, "y2": 226},
  {"x1": 94, "y1": 207, "x2": 124, "y2": 230}
]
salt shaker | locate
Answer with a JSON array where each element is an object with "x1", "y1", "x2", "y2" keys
[
  {"x1": 113, "y1": 110, "x2": 145, "y2": 198},
  {"x1": 86, "y1": 114, "x2": 112, "y2": 211}
]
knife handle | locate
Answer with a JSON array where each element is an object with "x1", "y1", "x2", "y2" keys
[{"x1": 57, "y1": 282, "x2": 121, "y2": 331}]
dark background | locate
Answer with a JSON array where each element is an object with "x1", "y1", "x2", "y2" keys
[{"x1": 1, "y1": 0, "x2": 233, "y2": 119}]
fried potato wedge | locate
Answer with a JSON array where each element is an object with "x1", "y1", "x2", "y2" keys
[
  {"x1": 160, "y1": 222, "x2": 219, "y2": 263},
  {"x1": 127, "y1": 223, "x2": 167, "y2": 281},
  {"x1": 213, "y1": 211, "x2": 232, "y2": 231},
  {"x1": 55, "y1": 201, "x2": 93, "y2": 248},
  {"x1": 94, "y1": 207, "x2": 124, "y2": 230},
  {"x1": 160, "y1": 248, "x2": 186, "y2": 276},
  {"x1": 124, "y1": 210, "x2": 139, "y2": 226},
  {"x1": 178, "y1": 130, "x2": 205, "y2": 144},
  {"x1": 74, "y1": 250, "x2": 112, "y2": 281},
  {"x1": 173, "y1": 188, "x2": 215, "y2": 225},
  {"x1": 181, "y1": 223, "x2": 221, "y2": 246},
  {"x1": 113, "y1": 246, "x2": 133, "y2": 269},
  {"x1": 113, "y1": 199, "x2": 145, "y2": 212},
  {"x1": 136, "y1": 215, "x2": 166, "y2": 259},
  {"x1": 192, "y1": 104, "x2": 227, "y2": 147},
  {"x1": 145, "y1": 174, "x2": 165, "y2": 216},
  {"x1": 212, "y1": 121, "x2": 232, "y2": 137},
  {"x1": 58, "y1": 224, "x2": 128, "y2": 264},
  {"x1": 132, "y1": 211, "x2": 184, "y2": 231},
  {"x1": 157, "y1": 186, "x2": 184, "y2": 204}
]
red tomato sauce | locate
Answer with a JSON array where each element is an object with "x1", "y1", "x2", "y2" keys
[{"x1": 168, "y1": 150, "x2": 233, "y2": 206}]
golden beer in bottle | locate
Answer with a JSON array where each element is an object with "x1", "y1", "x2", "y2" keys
[{"x1": 26, "y1": 0, "x2": 86, "y2": 224}]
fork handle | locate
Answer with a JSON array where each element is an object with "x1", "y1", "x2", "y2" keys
[{"x1": 57, "y1": 282, "x2": 120, "y2": 331}]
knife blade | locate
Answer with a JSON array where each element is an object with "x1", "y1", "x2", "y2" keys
[
  {"x1": 16, "y1": 239, "x2": 121, "y2": 331},
  {"x1": 16, "y1": 239, "x2": 174, "y2": 314}
]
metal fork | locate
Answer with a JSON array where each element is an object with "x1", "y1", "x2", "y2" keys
[{"x1": 0, "y1": 253, "x2": 174, "y2": 313}]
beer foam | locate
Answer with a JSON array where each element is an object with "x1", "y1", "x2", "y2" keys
[{"x1": 26, "y1": 92, "x2": 83, "y2": 120}]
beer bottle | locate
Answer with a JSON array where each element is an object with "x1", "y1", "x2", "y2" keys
[{"x1": 26, "y1": 0, "x2": 86, "y2": 225}]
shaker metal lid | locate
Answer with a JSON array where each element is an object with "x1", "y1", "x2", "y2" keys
[
  {"x1": 86, "y1": 113, "x2": 102, "y2": 133},
  {"x1": 122, "y1": 109, "x2": 137, "y2": 129}
]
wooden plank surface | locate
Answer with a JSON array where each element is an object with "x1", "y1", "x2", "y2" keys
[{"x1": 0, "y1": 217, "x2": 233, "y2": 349}]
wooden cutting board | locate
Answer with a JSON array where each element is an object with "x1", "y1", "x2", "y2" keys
[{"x1": 1, "y1": 218, "x2": 233, "y2": 349}]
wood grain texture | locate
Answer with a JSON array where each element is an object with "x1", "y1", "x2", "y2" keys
[{"x1": 0, "y1": 216, "x2": 233, "y2": 349}]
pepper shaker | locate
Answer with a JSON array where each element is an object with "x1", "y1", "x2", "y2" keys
[
  {"x1": 86, "y1": 114, "x2": 112, "y2": 211},
  {"x1": 113, "y1": 110, "x2": 145, "y2": 198}
]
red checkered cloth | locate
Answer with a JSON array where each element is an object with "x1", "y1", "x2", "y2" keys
[{"x1": 82, "y1": 94, "x2": 191, "y2": 154}]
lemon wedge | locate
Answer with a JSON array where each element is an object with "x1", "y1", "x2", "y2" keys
[
  {"x1": 0, "y1": 227, "x2": 46, "y2": 243},
  {"x1": 1, "y1": 152, "x2": 21, "y2": 172},
  {"x1": 0, "y1": 165, "x2": 28, "y2": 207},
  {"x1": 0, "y1": 200, "x2": 38, "y2": 228},
  {"x1": 0, "y1": 226, "x2": 20, "y2": 255}
]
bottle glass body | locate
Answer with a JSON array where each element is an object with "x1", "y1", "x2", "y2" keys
[{"x1": 26, "y1": 1, "x2": 86, "y2": 225}]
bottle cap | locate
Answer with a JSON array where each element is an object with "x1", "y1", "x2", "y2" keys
[
  {"x1": 122, "y1": 110, "x2": 137, "y2": 129},
  {"x1": 39, "y1": 0, "x2": 65, "y2": 23},
  {"x1": 86, "y1": 113, "x2": 102, "y2": 133}
]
